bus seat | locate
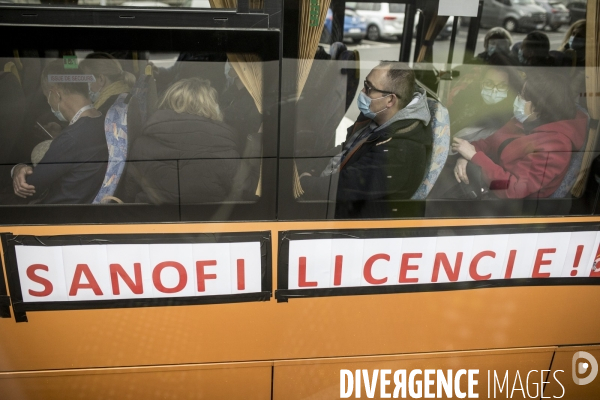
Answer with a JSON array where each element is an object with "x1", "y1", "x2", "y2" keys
[
  {"x1": 93, "y1": 93, "x2": 129, "y2": 204},
  {"x1": 4, "y1": 61, "x2": 21, "y2": 85},
  {"x1": 412, "y1": 98, "x2": 450, "y2": 200},
  {"x1": 550, "y1": 106, "x2": 591, "y2": 198}
]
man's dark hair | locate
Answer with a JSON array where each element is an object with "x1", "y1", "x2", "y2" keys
[
  {"x1": 522, "y1": 70, "x2": 576, "y2": 123},
  {"x1": 377, "y1": 60, "x2": 415, "y2": 109},
  {"x1": 40, "y1": 59, "x2": 89, "y2": 97}
]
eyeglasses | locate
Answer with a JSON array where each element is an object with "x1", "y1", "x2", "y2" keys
[
  {"x1": 363, "y1": 80, "x2": 397, "y2": 97},
  {"x1": 482, "y1": 80, "x2": 509, "y2": 93}
]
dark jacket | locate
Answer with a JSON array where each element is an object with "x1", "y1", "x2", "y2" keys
[
  {"x1": 26, "y1": 115, "x2": 108, "y2": 204},
  {"x1": 124, "y1": 109, "x2": 241, "y2": 204},
  {"x1": 301, "y1": 93, "x2": 432, "y2": 219}
]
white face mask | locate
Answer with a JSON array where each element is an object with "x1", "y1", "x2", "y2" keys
[
  {"x1": 88, "y1": 82, "x2": 101, "y2": 103},
  {"x1": 47, "y1": 91, "x2": 67, "y2": 122},
  {"x1": 481, "y1": 88, "x2": 508, "y2": 105},
  {"x1": 513, "y1": 95, "x2": 532, "y2": 123}
]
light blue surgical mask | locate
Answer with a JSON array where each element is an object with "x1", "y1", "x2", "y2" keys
[
  {"x1": 518, "y1": 48, "x2": 526, "y2": 65},
  {"x1": 487, "y1": 44, "x2": 496, "y2": 57},
  {"x1": 224, "y1": 60, "x2": 235, "y2": 88},
  {"x1": 357, "y1": 91, "x2": 390, "y2": 119},
  {"x1": 569, "y1": 35, "x2": 585, "y2": 51},
  {"x1": 88, "y1": 82, "x2": 101, "y2": 103},
  {"x1": 513, "y1": 95, "x2": 532, "y2": 123},
  {"x1": 48, "y1": 91, "x2": 67, "y2": 122},
  {"x1": 481, "y1": 88, "x2": 507, "y2": 105}
]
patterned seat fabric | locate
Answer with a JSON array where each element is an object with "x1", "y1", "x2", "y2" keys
[
  {"x1": 411, "y1": 98, "x2": 450, "y2": 200},
  {"x1": 550, "y1": 106, "x2": 590, "y2": 198},
  {"x1": 93, "y1": 93, "x2": 129, "y2": 204}
]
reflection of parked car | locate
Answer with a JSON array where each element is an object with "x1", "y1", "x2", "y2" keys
[
  {"x1": 347, "y1": 2, "x2": 407, "y2": 41},
  {"x1": 322, "y1": 8, "x2": 367, "y2": 44},
  {"x1": 481, "y1": 0, "x2": 547, "y2": 32},
  {"x1": 565, "y1": 1, "x2": 587, "y2": 23},
  {"x1": 535, "y1": 0, "x2": 570, "y2": 31}
]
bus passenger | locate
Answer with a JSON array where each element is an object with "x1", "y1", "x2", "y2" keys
[
  {"x1": 449, "y1": 62, "x2": 518, "y2": 143},
  {"x1": 79, "y1": 52, "x2": 135, "y2": 115},
  {"x1": 12, "y1": 60, "x2": 107, "y2": 203},
  {"x1": 517, "y1": 32, "x2": 555, "y2": 67},
  {"x1": 122, "y1": 78, "x2": 240, "y2": 204},
  {"x1": 451, "y1": 72, "x2": 587, "y2": 199},
  {"x1": 557, "y1": 20, "x2": 586, "y2": 67},
  {"x1": 474, "y1": 27, "x2": 516, "y2": 65},
  {"x1": 297, "y1": 61, "x2": 432, "y2": 219}
]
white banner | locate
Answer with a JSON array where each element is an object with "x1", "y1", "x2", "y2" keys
[
  {"x1": 288, "y1": 231, "x2": 600, "y2": 289},
  {"x1": 16, "y1": 242, "x2": 262, "y2": 303}
]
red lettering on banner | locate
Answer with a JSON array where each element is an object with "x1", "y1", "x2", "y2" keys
[
  {"x1": 532, "y1": 248, "x2": 555, "y2": 278},
  {"x1": 26, "y1": 264, "x2": 53, "y2": 297},
  {"x1": 153, "y1": 261, "x2": 187, "y2": 293},
  {"x1": 364, "y1": 253, "x2": 390, "y2": 284},
  {"x1": 334, "y1": 255, "x2": 343, "y2": 286},
  {"x1": 298, "y1": 257, "x2": 317, "y2": 287},
  {"x1": 236, "y1": 259, "x2": 245, "y2": 290},
  {"x1": 196, "y1": 260, "x2": 217, "y2": 292},
  {"x1": 399, "y1": 253, "x2": 421, "y2": 283},
  {"x1": 110, "y1": 263, "x2": 143, "y2": 295},
  {"x1": 69, "y1": 264, "x2": 103, "y2": 296},
  {"x1": 469, "y1": 251, "x2": 495, "y2": 280},
  {"x1": 504, "y1": 250, "x2": 517, "y2": 279},
  {"x1": 432, "y1": 252, "x2": 463, "y2": 282}
]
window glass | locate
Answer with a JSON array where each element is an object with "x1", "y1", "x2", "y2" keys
[
  {"x1": 0, "y1": 39, "x2": 278, "y2": 223},
  {"x1": 352, "y1": 2, "x2": 382, "y2": 11},
  {"x1": 280, "y1": 3, "x2": 596, "y2": 220}
]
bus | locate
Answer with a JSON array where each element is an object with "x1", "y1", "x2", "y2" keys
[{"x1": 0, "y1": 0, "x2": 598, "y2": 398}]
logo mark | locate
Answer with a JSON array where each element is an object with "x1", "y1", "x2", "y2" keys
[{"x1": 572, "y1": 351, "x2": 598, "y2": 385}]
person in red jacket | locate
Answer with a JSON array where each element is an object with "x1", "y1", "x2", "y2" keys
[{"x1": 451, "y1": 71, "x2": 587, "y2": 199}]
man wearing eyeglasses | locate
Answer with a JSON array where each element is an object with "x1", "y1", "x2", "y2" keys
[{"x1": 298, "y1": 60, "x2": 432, "y2": 219}]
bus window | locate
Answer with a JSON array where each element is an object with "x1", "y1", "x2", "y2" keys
[
  {"x1": 0, "y1": 25, "x2": 279, "y2": 223},
  {"x1": 280, "y1": 0, "x2": 598, "y2": 221}
]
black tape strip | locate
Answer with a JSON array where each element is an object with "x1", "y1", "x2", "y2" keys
[
  {"x1": 0, "y1": 233, "x2": 11, "y2": 318},
  {"x1": 275, "y1": 222, "x2": 600, "y2": 302},
  {"x1": 275, "y1": 277, "x2": 600, "y2": 301},
  {"x1": 281, "y1": 222, "x2": 600, "y2": 242},
  {"x1": 277, "y1": 231, "x2": 290, "y2": 302},
  {"x1": 4, "y1": 231, "x2": 272, "y2": 323},
  {"x1": 12, "y1": 291, "x2": 271, "y2": 314}
]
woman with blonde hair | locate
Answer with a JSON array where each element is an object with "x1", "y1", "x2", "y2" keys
[
  {"x1": 123, "y1": 78, "x2": 240, "y2": 204},
  {"x1": 79, "y1": 52, "x2": 136, "y2": 115}
]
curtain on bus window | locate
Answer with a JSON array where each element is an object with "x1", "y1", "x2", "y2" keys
[
  {"x1": 572, "y1": 0, "x2": 598, "y2": 196},
  {"x1": 210, "y1": 0, "x2": 263, "y2": 112},
  {"x1": 298, "y1": 0, "x2": 332, "y2": 96}
]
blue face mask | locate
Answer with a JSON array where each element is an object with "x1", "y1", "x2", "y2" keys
[
  {"x1": 88, "y1": 82, "x2": 101, "y2": 103},
  {"x1": 518, "y1": 48, "x2": 526, "y2": 65},
  {"x1": 569, "y1": 35, "x2": 585, "y2": 51},
  {"x1": 357, "y1": 91, "x2": 390, "y2": 119},
  {"x1": 48, "y1": 91, "x2": 67, "y2": 122},
  {"x1": 513, "y1": 95, "x2": 532, "y2": 123},
  {"x1": 224, "y1": 60, "x2": 235, "y2": 88},
  {"x1": 487, "y1": 44, "x2": 496, "y2": 57}
]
